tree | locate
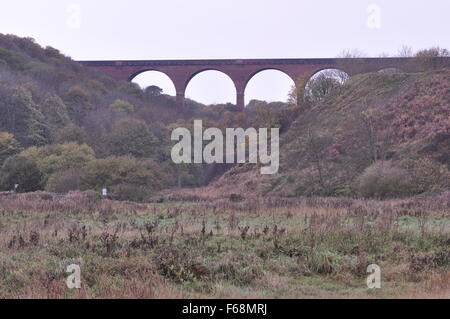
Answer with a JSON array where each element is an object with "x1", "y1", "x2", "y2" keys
[
  {"x1": 414, "y1": 47, "x2": 450, "y2": 70},
  {"x1": 336, "y1": 49, "x2": 367, "y2": 58},
  {"x1": 306, "y1": 129, "x2": 333, "y2": 191},
  {"x1": 55, "y1": 124, "x2": 87, "y2": 144},
  {"x1": 110, "y1": 99, "x2": 135, "y2": 113},
  {"x1": 104, "y1": 119, "x2": 159, "y2": 158},
  {"x1": 360, "y1": 106, "x2": 381, "y2": 163},
  {"x1": 0, "y1": 132, "x2": 21, "y2": 166},
  {"x1": 0, "y1": 86, "x2": 49, "y2": 146},
  {"x1": 64, "y1": 85, "x2": 91, "y2": 123},
  {"x1": 397, "y1": 45, "x2": 414, "y2": 57},
  {"x1": 20, "y1": 142, "x2": 95, "y2": 182},
  {"x1": 0, "y1": 156, "x2": 43, "y2": 192},
  {"x1": 305, "y1": 71, "x2": 346, "y2": 104},
  {"x1": 40, "y1": 94, "x2": 70, "y2": 127},
  {"x1": 145, "y1": 85, "x2": 163, "y2": 97}
]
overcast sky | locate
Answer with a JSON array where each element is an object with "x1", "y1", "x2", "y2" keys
[{"x1": 1, "y1": 0, "x2": 449, "y2": 104}]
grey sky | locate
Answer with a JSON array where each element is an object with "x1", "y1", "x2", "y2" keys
[{"x1": 1, "y1": 0, "x2": 448, "y2": 104}]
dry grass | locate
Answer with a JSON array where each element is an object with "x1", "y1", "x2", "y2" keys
[{"x1": 0, "y1": 191, "x2": 448, "y2": 299}]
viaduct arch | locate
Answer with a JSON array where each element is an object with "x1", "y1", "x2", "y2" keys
[{"x1": 78, "y1": 57, "x2": 449, "y2": 110}]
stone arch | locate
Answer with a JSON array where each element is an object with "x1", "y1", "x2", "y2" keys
[
  {"x1": 243, "y1": 68, "x2": 296, "y2": 107},
  {"x1": 245, "y1": 68, "x2": 296, "y2": 90},
  {"x1": 128, "y1": 68, "x2": 171, "y2": 82},
  {"x1": 306, "y1": 67, "x2": 350, "y2": 84},
  {"x1": 184, "y1": 69, "x2": 237, "y2": 105},
  {"x1": 302, "y1": 68, "x2": 350, "y2": 104},
  {"x1": 130, "y1": 69, "x2": 177, "y2": 95}
]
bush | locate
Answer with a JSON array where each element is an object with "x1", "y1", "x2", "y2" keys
[
  {"x1": 401, "y1": 157, "x2": 450, "y2": 193},
  {"x1": 20, "y1": 143, "x2": 95, "y2": 181},
  {"x1": 109, "y1": 99, "x2": 134, "y2": 113},
  {"x1": 81, "y1": 156, "x2": 169, "y2": 200},
  {"x1": 356, "y1": 161, "x2": 413, "y2": 199},
  {"x1": 0, "y1": 156, "x2": 42, "y2": 192},
  {"x1": 45, "y1": 168, "x2": 82, "y2": 193}
]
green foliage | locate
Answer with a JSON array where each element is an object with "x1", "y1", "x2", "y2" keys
[
  {"x1": 64, "y1": 86, "x2": 90, "y2": 105},
  {"x1": 0, "y1": 156, "x2": 42, "y2": 192},
  {"x1": 27, "y1": 61, "x2": 56, "y2": 83},
  {"x1": 356, "y1": 161, "x2": 414, "y2": 199},
  {"x1": 81, "y1": 156, "x2": 169, "y2": 199},
  {"x1": 103, "y1": 119, "x2": 159, "y2": 158},
  {"x1": 145, "y1": 85, "x2": 163, "y2": 97},
  {"x1": 254, "y1": 105, "x2": 282, "y2": 128},
  {"x1": 0, "y1": 132, "x2": 21, "y2": 166},
  {"x1": 0, "y1": 86, "x2": 49, "y2": 146},
  {"x1": 305, "y1": 70, "x2": 348, "y2": 104},
  {"x1": 0, "y1": 47, "x2": 27, "y2": 70},
  {"x1": 20, "y1": 143, "x2": 95, "y2": 183},
  {"x1": 64, "y1": 86, "x2": 91, "y2": 121},
  {"x1": 55, "y1": 124, "x2": 87, "y2": 144},
  {"x1": 40, "y1": 95, "x2": 70, "y2": 126},
  {"x1": 45, "y1": 168, "x2": 81, "y2": 193},
  {"x1": 332, "y1": 185, "x2": 354, "y2": 197},
  {"x1": 109, "y1": 99, "x2": 134, "y2": 113}
]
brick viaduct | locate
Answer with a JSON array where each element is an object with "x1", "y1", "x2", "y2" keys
[{"x1": 78, "y1": 57, "x2": 449, "y2": 109}]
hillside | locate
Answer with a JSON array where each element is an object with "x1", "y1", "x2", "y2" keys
[
  {"x1": 1, "y1": 34, "x2": 449, "y2": 202},
  {"x1": 179, "y1": 69, "x2": 450, "y2": 200},
  {"x1": 0, "y1": 34, "x2": 293, "y2": 200}
]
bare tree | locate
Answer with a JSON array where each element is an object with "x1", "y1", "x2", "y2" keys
[{"x1": 397, "y1": 45, "x2": 414, "y2": 57}]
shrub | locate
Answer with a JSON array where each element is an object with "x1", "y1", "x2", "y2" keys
[
  {"x1": 20, "y1": 143, "x2": 95, "y2": 181},
  {"x1": 401, "y1": 157, "x2": 450, "y2": 193},
  {"x1": 45, "y1": 168, "x2": 82, "y2": 193},
  {"x1": 0, "y1": 156, "x2": 42, "y2": 192},
  {"x1": 109, "y1": 99, "x2": 134, "y2": 113},
  {"x1": 356, "y1": 161, "x2": 413, "y2": 199},
  {"x1": 81, "y1": 156, "x2": 169, "y2": 200}
]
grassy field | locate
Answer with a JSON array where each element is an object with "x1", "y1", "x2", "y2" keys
[{"x1": 0, "y1": 191, "x2": 448, "y2": 298}]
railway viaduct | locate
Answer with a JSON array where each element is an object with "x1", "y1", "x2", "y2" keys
[{"x1": 78, "y1": 57, "x2": 449, "y2": 109}]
